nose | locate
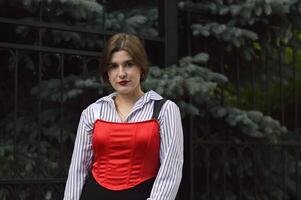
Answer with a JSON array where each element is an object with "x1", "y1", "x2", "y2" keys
[{"x1": 117, "y1": 65, "x2": 126, "y2": 78}]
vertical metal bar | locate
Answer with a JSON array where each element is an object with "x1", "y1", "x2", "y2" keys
[
  {"x1": 159, "y1": 0, "x2": 178, "y2": 67},
  {"x1": 102, "y1": 0, "x2": 106, "y2": 30},
  {"x1": 250, "y1": 60, "x2": 255, "y2": 109},
  {"x1": 82, "y1": 57, "x2": 88, "y2": 106},
  {"x1": 267, "y1": 146, "x2": 273, "y2": 199},
  {"x1": 186, "y1": 2, "x2": 193, "y2": 198},
  {"x1": 102, "y1": 0, "x2": 107, "y2": 45},
  {"x1": 279, "y1": 47, "x2": 284, "y2": 124},
  {"x1": 13, "y1": 50, "x2": 18, "y2": 178},
  {"x1": 238, "y1": 147, "x2": 242, "y2": 200},
  {"x1": 36, "y1": 0, "x2": 43, "y2": 174},
  {"x1": 36, "y1": 47, "x2": 42, "y2": 200},
  {"x1": 283, "y1": 147, "x2": 287, "y2": 200},
  {"x1": 222, "y1": 146, "x2": 226, "y2": 200},
  {"x1": 292, "y1": 47, "x2": 299, "y2": 132},
  {"x1": 220, "y1": 44, "x2": 225, "y2": 106},
  {"x1": 36, "y1": 2, "x2": 44, "y2": 199},
  {"x1": 83, "y1": 57, "x2": 88, "y2": 76},
  {"x1": 252, "y1": 146, "x2": 258, "y2": 199},
  {"x1": 296, "y1": 150, "x2": 300, "y2": 199},
  {"x1": 159, "y1": 0, "x2": 164, "y2": 53},
  {"x1": 264, "y1": 47, "x2": 271, "y2": 115},
  {"x1": 189, "y1": 96, "x2": 194, "y2": 200},
  {"x1": 184, "y1": 5, "x2": 193, "y2": 199},
  {"x1": 39, "y1": 1, "x2": 43, "y2": 45},
  {"x1": 59, "y1": 54, "x2": 64, "y2": 175},
  {"x1": 236, "y1": 48, "x2": 241, "y2": 107},
  {"x1": 186, "y1": 8, "x2": 191, "y2": 57},
  {"x1": 205, "y1": 147, "x2": 210, "y2": 200}
]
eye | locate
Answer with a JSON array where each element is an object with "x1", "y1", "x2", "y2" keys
[
  {"x1": 108, "y1": 63, "x2": 117, "y2": 69},
  {"x1": 125, "y1": 61, "x2": 134, "y2": 67}
]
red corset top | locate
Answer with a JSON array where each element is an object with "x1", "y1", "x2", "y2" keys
[{"x1": 91, "y1": 119, "x2": 160, "y2": 190}]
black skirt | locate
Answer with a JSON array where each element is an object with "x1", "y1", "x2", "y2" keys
[{"x1": 80, "y1": 173, "x2": 155, "y2": 200}]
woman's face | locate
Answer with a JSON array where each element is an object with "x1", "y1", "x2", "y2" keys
[{"x1": 107, "y1": 50, "x2": 142, "y2": 96}]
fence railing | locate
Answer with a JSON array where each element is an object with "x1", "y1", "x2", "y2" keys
[
  {"x1": 0, "y1": 1, "x2": 178, "y2": 199},
  {"x1": 178, "y1": 3, "x2": 301, "y2": 200}
]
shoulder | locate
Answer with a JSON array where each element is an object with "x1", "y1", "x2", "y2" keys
[
  {"x1": 161, "y1": 99, "x2": 180, "y2": 114},
  {"x1": 157, "y1": 99, "x2": 182, "y2": 136},
  {"x1": 157, "y1": 98, "x2": 181, "y2": 123},
  {"x1": 81, "y1": 92, "x2": 116, "y2": 122},
  {"x1": 87, "y1": 92, "x2": 116, "y2": 110},
  {"x1": 147, "y1": 90, "x2": 179, "y2": 114}
]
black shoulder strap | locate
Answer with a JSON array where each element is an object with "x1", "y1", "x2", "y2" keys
[{"x1": 152, "y1": 99, "x2": 167, "y2": 120}]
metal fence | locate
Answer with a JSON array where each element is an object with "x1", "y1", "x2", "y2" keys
[
  {"x1": 0, "y1": 0, "x2": 178, "y2": 199},
  {"x1": 178, "y1": 4, "x2": 301, "y2": 200}
]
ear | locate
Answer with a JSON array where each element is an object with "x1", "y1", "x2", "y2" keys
[{"x1": 141, "y1": 72, "x2": 145, "y2": 81}]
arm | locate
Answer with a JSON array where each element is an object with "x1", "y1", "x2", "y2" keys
[
  {"x1": 148, "y1": 101, "x2": 184, "y2": 200},
  {"x1": 63, "y1": 108, "x2": 94, "y2": 200}
]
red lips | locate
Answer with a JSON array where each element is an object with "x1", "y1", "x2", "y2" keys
[{"x1": 118, "y1": 81, "x2": 129, "y2": 86}]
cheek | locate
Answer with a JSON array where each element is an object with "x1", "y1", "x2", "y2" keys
[
  {"x1": 107, "y1": 71, "x2": 114, "y2": 80},
  {"x1": 135, "y1": 68, "x2": 142, "y2": 80},
  {"x1": 107, "y1": 73, "x2": 114, "y2": 86}
]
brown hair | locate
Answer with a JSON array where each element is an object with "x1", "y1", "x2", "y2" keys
[{"x1": 100, "y1": 33, "x2": 149, "y2": 83}]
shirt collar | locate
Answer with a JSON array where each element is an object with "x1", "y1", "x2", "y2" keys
[
  {"x1": 96, "y1": 92, "x2": 117, "y2": 104},
  {"x1": 137, "y1": 90, "x2": 163, "y2": 107},
  {"x1": 96, "y1": 90, "x2": 163, "y2": 105}
]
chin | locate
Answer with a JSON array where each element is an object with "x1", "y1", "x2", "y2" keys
[
  {"x1": 115, "y1": 88, "x2": 134, "y2": 95},
  {"x1": 113, "y1": 84, "x2": 141, "y2": 96}
]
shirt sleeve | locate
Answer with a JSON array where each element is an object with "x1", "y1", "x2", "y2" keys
[
  {"x1": 147, "y1": 101, "x2": 184, "y2": 200},
  {"x1": 63, "y1": 107, "x2": 94, "y2": 200}
]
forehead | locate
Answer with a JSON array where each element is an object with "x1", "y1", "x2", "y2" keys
[{"x1": 110, "y1": 50, "x2": 132, "y2": 63}]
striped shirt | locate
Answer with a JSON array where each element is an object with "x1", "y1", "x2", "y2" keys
[{"x1": 63, "y1": 90, "x2": 184, "y2": 200}]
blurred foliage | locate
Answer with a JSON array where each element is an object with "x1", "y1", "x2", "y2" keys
[
  {"x1": 179, "y1": 0, "x2": 301, "y2": 48},
  {"x1": 224, "y1": 43, "x2": 301, "y2": 131},
  {"x1": 177, "y1": 0, "x2": 301, "y2": 199},
  {"x1": 0, "y1": 0, "x2": 158, "y2": 50},
  {"x1": 178, "y1": 0, "x2": 301, "y2": 130}
]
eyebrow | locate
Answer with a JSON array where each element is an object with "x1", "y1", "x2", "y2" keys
[{"x1": 109, "y1": 59, "x2": 134, "y2": 65}]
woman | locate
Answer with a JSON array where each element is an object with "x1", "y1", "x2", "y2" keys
[{"x1": 63, "y1": 33, "x2": 183, "y2": 200}]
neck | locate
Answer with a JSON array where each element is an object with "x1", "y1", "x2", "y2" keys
[{"x1": 115, "y1": 89, "x2": 144, "y2": 105}]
